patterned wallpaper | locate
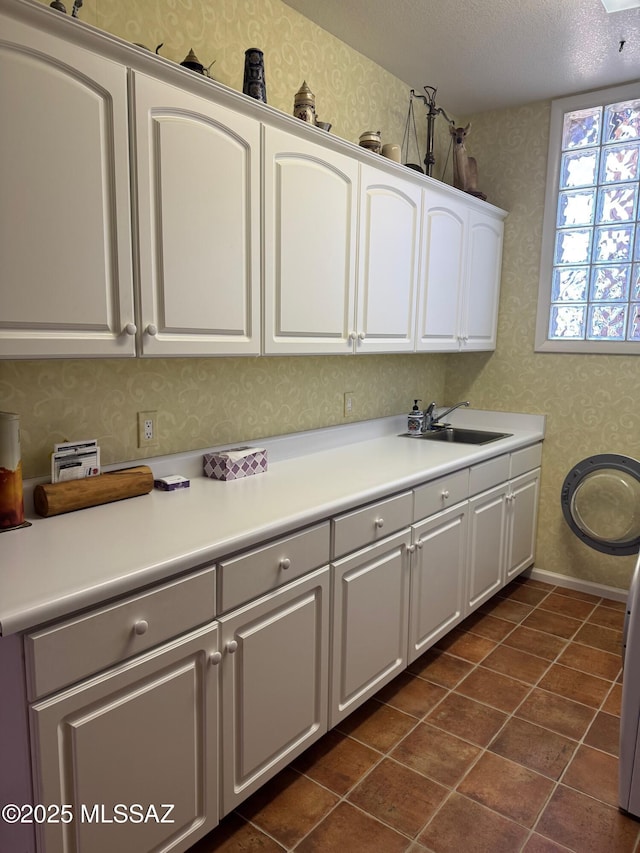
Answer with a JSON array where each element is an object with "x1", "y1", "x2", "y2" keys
[
  {"x1": 444, "y1": 104, "x2": 640, "y2": 590},
  {"x1": 7, "y1": 0, "x2": 638, "y2": 590},
  {"x1": 0, "y1": 354, "x2": 447, "y2": 476},
  {"x1": 32, "y1": 0, "x2": 452, "y2": 167}
]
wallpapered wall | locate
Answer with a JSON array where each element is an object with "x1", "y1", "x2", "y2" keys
[
  {"x1": 6, "y1": 0, "x2": 638, "y2": 590},
  {"x1": 444, "y1": 104, "x2": 640, "y2": 590}
]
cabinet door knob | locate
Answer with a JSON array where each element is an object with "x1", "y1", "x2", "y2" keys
[
  {"x1": 209, "y1": 651, "x2": 222, "y2": 665},
  {"x1": 279, "y1": 557, "x2": 291, "y2": 570},
  {"x1": 358, "y1": 332, "x2": 366, "y2": 340},
  {"x1": 374, "y1": 517, "x2": 384, "y2": 529},
  {"x1": 442, "y1": 490, "x2": 450, "y2": 499},
  {"x1": 348, "y1": 331, "x2": 357, "y2": 341},
  {"x1": 146, "y1": 323, "x2": 158, "y2": 336},
  {"x1": 416, "y1": 539, "x2": 424, "y2": 549},
  {"x1": 133, "y1": 619, "x2": 149, "y2": 635},
  {"x1": 406, "y1": 543, "x2": 416, "y2": 554},
  {"x1": 226, "y1": 640, "x2": 239, "y2": 654},
  {"x1": 124, "y1": 322, "x2": 137, "y2": 336}
]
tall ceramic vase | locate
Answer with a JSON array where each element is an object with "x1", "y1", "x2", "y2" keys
[
  {"x1": 243, "y1": 48, "x2": 267, "y2": 103},
  {"x1": 0, "y1": 412, "x2": 25, "y2": 531}
]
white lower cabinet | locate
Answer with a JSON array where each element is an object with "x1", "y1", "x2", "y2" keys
[
  {"x1": 467, "y1": 468, "x2": 541, "y2": 610},
  {"x1": 467, "y1": 481, "x2": 509, "y2": 610},
  {"x1": 330, "y1": 530, "x2": 411, "y2": 726},
  {"x1": 409, "y1": 502, "x2": 468, "y2": 664},
  {"x1": 30, "y1": 624, "x2": 220, "y2": 853},
  {"x1": 505, "y1": 468, "x2": 541, "y2": 582},
  {"x1": 219, "y1": 566, "x2": 330, "y2": 815},
  {"x1": 16, "y1": 446, "x2": 541, "y2": 853}
]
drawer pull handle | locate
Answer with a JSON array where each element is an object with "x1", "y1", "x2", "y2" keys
[
  {"x1": 374, "y1": 518, "x2": 384, "y2": 529},
  {"x1": 226, "y1": 640, "x2": 239, "y2": 654},
  {"x1": 133, "y1": 619, "x2": 149, "y2": 636},
  {"x1": 279, "y1": 557, "x2": 291, "y2": 570},
  {"x1": 442, "y1": 490, "x2": 450, "y2": 499},
  {"x1": 209, "y1": 651, "x2": 222, "y2": 666}
]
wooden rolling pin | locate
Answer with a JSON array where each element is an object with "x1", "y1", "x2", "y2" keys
[{"x1": 34, "y1": 466, "x2": 154, "y2": 518}]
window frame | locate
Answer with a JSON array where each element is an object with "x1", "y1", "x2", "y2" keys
[{"x1": 535, "y1": 80, "x2": 640, "y2": 354}]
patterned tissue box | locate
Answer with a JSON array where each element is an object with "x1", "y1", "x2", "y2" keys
[{"x1": 203, "y1": 446, "x2": 268, "y2": 481}]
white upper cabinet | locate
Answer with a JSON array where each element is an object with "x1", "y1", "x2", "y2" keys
[
  {"x1": 263, "y1": 126, "x2": 359, "y2": 354},
  {"x1": 131, "y1": 72, "x2": 261, "y2": 356},
  {"x1": 263, "y1": 130, "x2": 422, "y2": 355},
  {"x1": 463, "y1": 207, "x2": 504, "y2": 350},
  {"x1": 356, "y1": 164, "x2": 421, "y2": 353},
  {"x1": 0, "y1": 2, "x2": 506, "y2": 361},
  {"x1": 417, "y1": 184, "x2": 505, "y2": 352},
  {"x1": 416, "y1": 189, "x2": 467, "y2": 351},
  {"x1": 0, "y1": 14, "x2": 136, "y2": 358}
]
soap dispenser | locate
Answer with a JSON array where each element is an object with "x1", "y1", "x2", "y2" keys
[{"x1": 407, "y1": 400, "x2": 424, "y2": 436}]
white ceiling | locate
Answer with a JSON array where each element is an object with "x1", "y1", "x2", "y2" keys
[{"x1": 281, "y1": 0, "x2": 640, "y2": 116}]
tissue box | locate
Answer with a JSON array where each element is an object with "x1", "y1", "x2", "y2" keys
[{"x1": 203, "y1": 446, "x2": 268, "y2": 481}]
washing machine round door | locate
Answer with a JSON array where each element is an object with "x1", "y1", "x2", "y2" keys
[{"x1": 561, "y1": 454, "x2": 640, "y2": 556}]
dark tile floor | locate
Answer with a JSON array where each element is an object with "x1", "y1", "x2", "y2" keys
[{"x1": 189, "y1": 576, "x2": 640, "y2": 853}]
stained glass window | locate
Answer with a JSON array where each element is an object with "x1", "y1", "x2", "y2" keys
[{"x1": 547, "y1": 95, "x2": 640, "y2": 344}]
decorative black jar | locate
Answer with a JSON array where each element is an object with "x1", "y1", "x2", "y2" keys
[{"x1": 243, "y1": 48, "x2": 267, "y2": 103}]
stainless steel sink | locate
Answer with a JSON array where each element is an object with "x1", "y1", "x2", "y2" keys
[{"x1": 400, "y1": 427, "x2": 512, "y2": 445}]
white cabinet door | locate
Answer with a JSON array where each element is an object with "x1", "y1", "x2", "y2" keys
[
  {"x1": 132, "y1": 72, "x2": 261, "y2": 356},
  {"x1": 505, "y1": 468, "x2": 540, "y2": 582},
  {"x1": 417, "y1": 184, "x2": 505, "y2": 353},
  {"x1": 220, "y1": 566, "x2": 329, "y2": 814},
  {"x1": 263, "y1": 126, "x2": 359, "y2": 354},
  {"x1": 461, "y1": 207, "x2": 504, "y2": 351},
  {"x1": 416, "y1": 187, "x2": 466, "y2": 351},
  {"x1": 30, "y1": 623, "x2": 220, "y2": 853},
  {"x1": 0, "y1": 14, "x2": 135, "y2": 358},
  {"x1": 330, "y1": 530, "x2": 411, "y2": 726},
  {"x1": 409, "y1": 503, "x2": 468, "y2": 663},
  {"x1": 356, "y1": 165, "x2": 421, "y2": 353},
  {"x1": 467, "y1": 482, "x2": 508, "y2": 610}
]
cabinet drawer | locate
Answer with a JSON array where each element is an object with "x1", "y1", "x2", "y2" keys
[
  {"x1": 510, "y1": 443, "x2": 542, "y2": 478},
  {"x1": 469, "y1": 453, "x2": 510, "y2": 496},
  {"x1": 218, "y1": 522, "x2": 330, "y2": 612},
  {"x1": 25, "y1": 567, "x2": 216, "y2": 701},
  {"x1": 332, "y1": 492, "x2": 412, "y2": 558},
  {"x1": 413, "y1": 469, "x2": 469, "y2": 520}
]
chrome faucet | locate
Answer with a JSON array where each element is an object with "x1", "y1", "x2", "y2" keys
[{"x1": 423, "y1": 400, "x2": 469, "y2": 430}]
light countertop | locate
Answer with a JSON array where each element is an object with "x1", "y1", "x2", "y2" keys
[{"x1": 0, "y1": 410, "x2": 545, "y2": 635}]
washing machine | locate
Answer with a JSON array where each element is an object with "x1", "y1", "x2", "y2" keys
[{"x1": 560, "y1": 454, "x2": 640, "y2": 817}]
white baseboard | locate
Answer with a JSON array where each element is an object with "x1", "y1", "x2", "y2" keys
[{"x1": 523, "y1": 566, "x2": 628, "y2": 603}]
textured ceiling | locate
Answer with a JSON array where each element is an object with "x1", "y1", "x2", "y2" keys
[{"x1": 281, "y1": 0, "x2": 640, "y2": 116}]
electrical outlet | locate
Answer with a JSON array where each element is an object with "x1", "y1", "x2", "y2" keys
[
  {"x1": 344, "y1": 392, "x2": 355, "y2": 417},
  {"x1": 137, "y1": 411, "x2": 158, "y2": 448}
]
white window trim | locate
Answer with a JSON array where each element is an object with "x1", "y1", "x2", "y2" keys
[{"x1": 535, "y1": 80, "x2": 640, "y2": 354}]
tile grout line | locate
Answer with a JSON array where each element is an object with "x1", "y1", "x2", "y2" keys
[
  {"x1": 403, "y1": 580, "x2": 627, "y2": 852},
  {"x1": 224, "y1": 578, "x2": 632, "y2": 853}
]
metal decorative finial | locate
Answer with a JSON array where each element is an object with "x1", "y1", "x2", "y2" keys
[{"x1": 410, "y1": 86, "x2": 453, "y2": 177}]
